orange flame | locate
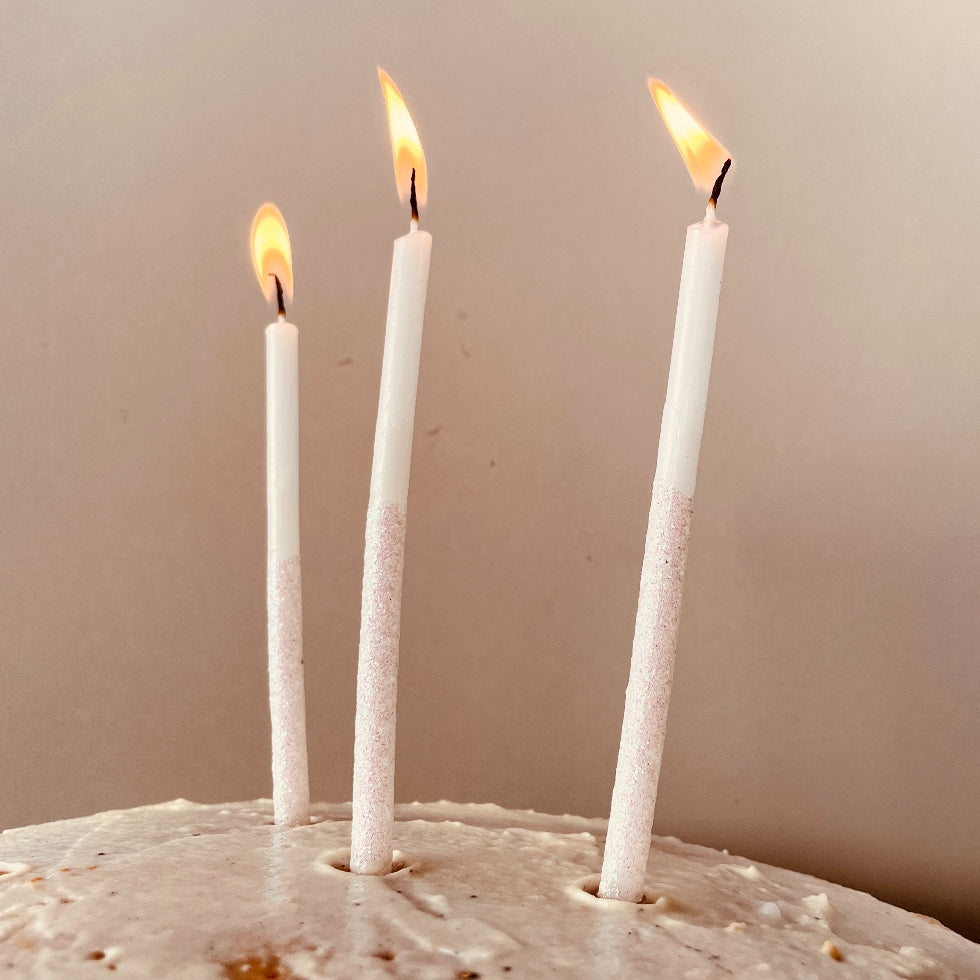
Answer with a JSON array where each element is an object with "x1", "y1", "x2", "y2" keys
[
  {"x1": 250, "y1": 203, "x2": 293, "y2": 304},
  {"x1": 647, "y1": 79, "x2": 730, "y2": 194},
  {"x1": 378, "y1": 68, "x2": 427, "y2": 208}
]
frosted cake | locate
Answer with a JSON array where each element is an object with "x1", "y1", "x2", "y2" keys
[{"x1": 1, "y1": 800, "x2": 977, "y2": 977}]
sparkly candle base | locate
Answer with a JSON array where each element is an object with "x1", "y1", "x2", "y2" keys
[
  {"x1": 351, "y1": 500, "x2": 408, "y2": 874},
  {"x1": 600, "y1": 482, "x2": 694, "y2": 902},
  {"x1": 267, "y1": 554, "x2": 310, "y2": 827}
]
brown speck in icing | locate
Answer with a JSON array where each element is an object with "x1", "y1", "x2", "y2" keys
[
  {"x1": 220, "y1": 954, "x2": 293, "y2": 979},
  {"x1": 822, "y1": 941, "x2": 843, "y2": 961}
]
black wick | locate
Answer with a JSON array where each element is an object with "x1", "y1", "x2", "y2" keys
[
  {"x1": 709, "y1": 158, "x2": 732, "y2": 209},
  {"x1": 269, "y1": 274, "x2": 285, "y2": 316},
  {"x1": 410, "y1": 167, "x2": 419, "y2": 222}
]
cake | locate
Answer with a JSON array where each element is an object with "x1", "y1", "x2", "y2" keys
[{"x1": 1, "y1": 800, "x2": 976, "y2": 978}]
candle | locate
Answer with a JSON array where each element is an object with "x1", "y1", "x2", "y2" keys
[
  {"x1": 250, "y1": 202, "x2": 310, "y2": 828},
  {"x1": 599, "y1": 80, "x2": 732, "y2": 902},
  {"x1": 351, "y1": 69, "x2": 432, "y2": 875}
]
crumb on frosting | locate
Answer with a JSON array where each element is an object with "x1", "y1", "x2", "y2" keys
[
  {"x1": 822, "y1": 941, "x2": 843, "y2": 961},
  {"x1": 221, "y1": 953, "x2": 295, "y2": 979}
]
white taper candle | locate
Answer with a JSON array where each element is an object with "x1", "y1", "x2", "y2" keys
[
  {"x1": 351, "y1": 69, "x2": 432, "y2": 874},
  {"x1": 252, "y1": 203, "x2": 309, "y2": 829},
  {"x1": 600, "y1": 210, "x2": 728, "y2": 901},
  {"x1": 351, "y1": 223, "x2": 432, "y2": 874},
  {"x1": 266, "y1": 313, "x2": 310, "y2": 827},
  {"x1": 600, "y1": 80, "x2": 732, "y2": 901}
]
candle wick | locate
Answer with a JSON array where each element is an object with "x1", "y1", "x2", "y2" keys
[
  {"x1": 708, "y1": 158, "x2": 732, "y2": 210},
  {"x1": 409, "y1": 167, "x2": 419, "y2": 224},
  {"x1": 270, "y1": 274, "x2": 286, "y2": 317}
]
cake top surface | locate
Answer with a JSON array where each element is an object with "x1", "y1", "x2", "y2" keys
[{"x1": 1, "y1": 799, "x2": 976, "y2": 978}]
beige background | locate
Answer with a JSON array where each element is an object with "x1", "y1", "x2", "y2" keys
[{"x1": 1, "y1": 0, "x2": 978, "y2": 942}]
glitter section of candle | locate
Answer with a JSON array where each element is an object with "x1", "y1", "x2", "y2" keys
[
  {"x1": 351, "y1": 500, "x2": 408, "y2": 874},
  {"x1": 267, "y1": 554, "x2": 310, "y2": 827},
  {"x1": 600, "y1": 483, "x2": 694, "y2": 902}
]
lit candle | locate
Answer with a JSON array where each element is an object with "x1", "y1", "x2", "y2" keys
[
  {"x1": 251, "y1": 203, "x2": 310, "y2": 828},
  {"x1": 350, "y1": 69, "x2": 432, "y2": 874},
  {"x1": 600, "y1": 80, "x2": 733, "y2": 902}
]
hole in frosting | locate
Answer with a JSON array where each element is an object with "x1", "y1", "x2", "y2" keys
[
  {"x1": 317, "y1": 848, "x2": 415, "y2": 876},
  {"x1": 569, "y1": 874, "x2": 661, "y2": 907},
  {"x1": 87, "y1": 951, "x2": 106, "y2": 961}
]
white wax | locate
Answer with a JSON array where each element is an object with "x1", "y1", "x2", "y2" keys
[
  {"x1": 654, "y1": 213, "x2": 729, "y2": 497},
  {"x1": 368, "y1": 228, "x2": 433, "y2": 505},
  {"x1": 351, "y1": 225, "x2": 432, "y2": 874},
  {"x1": 600, "y1": 211, "x2": 729, "y2": 902},
  {"x1": 265, "y1": 318, "x2": 309, "y2": 827},
  {"x1": 266, "y1": 319, "x2": 300, "y2": 561}
]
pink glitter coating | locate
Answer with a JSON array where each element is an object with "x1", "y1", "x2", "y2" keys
[
  {"x1": 351, "y1": 500, "x2": 408, "y2": 874},
  {"x1": 600, "y1": 483, "x2": 694, "y2": 902},
  {"x1": 267, "y1": 554, "x2": 310, "y2": 827}
]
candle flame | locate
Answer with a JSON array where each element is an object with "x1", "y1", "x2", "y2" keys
[
  {"x1": 647, "y1": 79, "x2": 730, "y2": 194},
  {"x1": 378, "y1": 68, "x2": 427, "y2": 208},
  {"x1": 250, "y1": 203, "x2": 293, "y2": 305}
]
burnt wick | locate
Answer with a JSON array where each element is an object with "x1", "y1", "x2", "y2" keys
[
  {"x1": 708, "y1": 159, "x2": 732, "y2": 209},
  {"x1": 269, "y1": 274, "x2": 286, "y2": 317}
]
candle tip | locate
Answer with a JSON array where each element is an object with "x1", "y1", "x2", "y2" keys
[
  {"x1": 708, "y1": 158, "x2": 732, "y2": 210},
  {"x1": 270, "y1": 273, "x2": 286, "y2": 317},
  {"x1": 409, "y1": 167, "x2": 419, "y2": 223}
]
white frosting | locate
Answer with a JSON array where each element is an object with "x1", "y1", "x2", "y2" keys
[{"x1": 1, "y1": 800, "x2": 976, "y2": 977}]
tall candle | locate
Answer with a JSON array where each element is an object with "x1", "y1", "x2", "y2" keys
[
  {"x1": 251, "y1": 203, "x2": 310, "y2": 828},
  {"x1": 600, "y1": 80, "x2": 733, "y2": 902},
  {"x1": 351, "y1": 70, "x2": 432, "y2": 875}
]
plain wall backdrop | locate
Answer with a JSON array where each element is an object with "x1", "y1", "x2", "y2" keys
[{"x1": 1, "y1": 0, "x2": 978, "y2": 942}]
